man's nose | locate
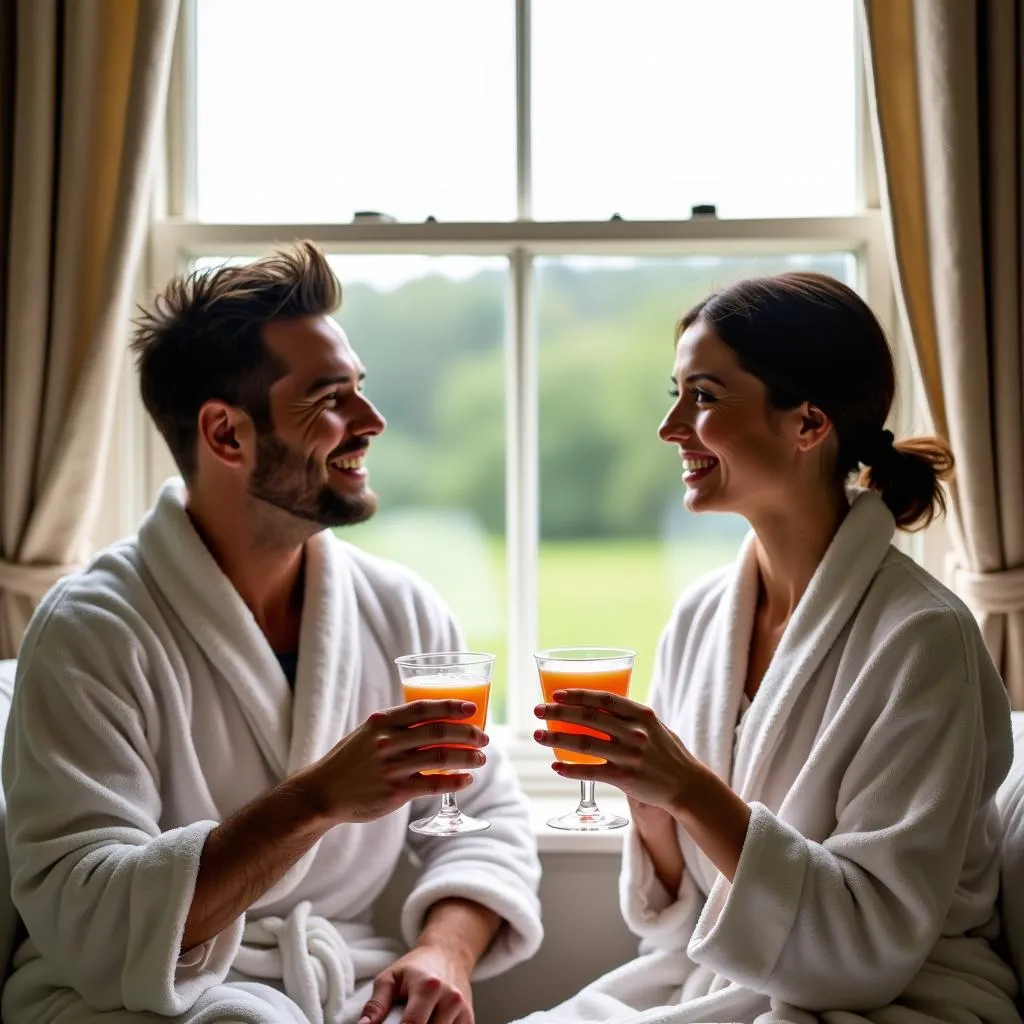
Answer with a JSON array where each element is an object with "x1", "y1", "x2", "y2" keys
[{"x1": 353, "y1": 394, "x2": 386, "y2": 436}]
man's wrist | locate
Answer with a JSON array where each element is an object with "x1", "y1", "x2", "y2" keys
[
  {"x1": 414, "y1": 929, "x2": 477, "y2": 975},
  {"x1": 417, "y1": 897, "x2": 501, "y2": 974}
]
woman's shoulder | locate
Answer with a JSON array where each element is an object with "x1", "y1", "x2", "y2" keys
[{"x1": 868, "y1": 546, "x2": 983, "y2": 640}]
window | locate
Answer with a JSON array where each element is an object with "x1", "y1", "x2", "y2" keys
[{"x1": 153, "y1": 0, "x2": 894, "y2": 779}]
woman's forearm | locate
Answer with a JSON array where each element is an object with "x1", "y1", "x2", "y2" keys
[
  {"x1": 631, "y1": 801, "x2": 685, "y2": 895},
  {"x1": 671, "y1": 766, "x2": 751, "y2": 883}
]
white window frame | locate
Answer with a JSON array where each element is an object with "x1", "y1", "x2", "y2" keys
[{"x1": 147, "y1": 0, "x2": 905, "y2": 795}]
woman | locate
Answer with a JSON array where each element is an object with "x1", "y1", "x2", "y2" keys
[{"x1": 524, "y1": 273, "x2": 1020, "y2": 1024}]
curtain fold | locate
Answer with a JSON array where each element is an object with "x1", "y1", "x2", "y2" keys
[
  {"x1": 862, "y1": 0, "x2": 1024, "y2": 703},
  {"x1": 0, "y1": 0, "x2": 179, "y2": 656}
]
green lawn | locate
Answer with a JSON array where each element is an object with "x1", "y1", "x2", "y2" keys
[{"x1": 343, "y1": 518, "x2": 741, "y2": 722}]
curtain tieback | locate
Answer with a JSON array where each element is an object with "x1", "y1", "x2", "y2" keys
[
  {"x1": 952, "y1": 563, "x2": 1024, "y2": 615},
  {"x1": 0, "y1": 559, "x2": 79, "y2": 601}
]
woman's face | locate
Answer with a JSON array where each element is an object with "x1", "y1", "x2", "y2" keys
[{"x1": 658, "y1": 319, "x2": 828, "y2": 519}]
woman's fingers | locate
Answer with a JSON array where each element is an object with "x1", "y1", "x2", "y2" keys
[
  {"x1": 533, "y1": 728, "x2": 641, "y2": 764},
  {"x1": 547, "y1": 688, "x2": 652, "y2": 720},
  {"x1": 535, "y1": 701, "x2": 650, "y2": 742}
]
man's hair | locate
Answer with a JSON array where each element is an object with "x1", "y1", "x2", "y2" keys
[{"x1": 131, "y1": 240, "x2": 342, "y2": 479}]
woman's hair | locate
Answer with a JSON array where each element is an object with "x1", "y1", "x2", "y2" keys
[
  {"x1": 131, "y1": 241, "x2": 342, "y2": 480},
  {"x1": 677, "y1": 272, "x2": 953, "y2": 531}
]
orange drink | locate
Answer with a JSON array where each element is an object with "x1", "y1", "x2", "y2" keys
[
  {"x1": 534, "y1": 647, "x2": 636, "y2": 832},
  {"x1": 401, "y1": 676, "x2": 491, "y2": 773},
  {"x1": 394, "y1": 651, "x2": 495, "y2": 837},
  {"x1": 539, "y1": 664, "x2": 631, "y2": 764}
]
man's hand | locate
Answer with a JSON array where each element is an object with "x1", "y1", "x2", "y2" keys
[
  {"x1": 359, "y1": 946, "x2": 473, "y2": 1024},
  {"x1": 301, "y1": 698, "x2": 489, "y2": 826},
  {"x1": 181, "y1": 700, "x2": 487, "y2": 953}
]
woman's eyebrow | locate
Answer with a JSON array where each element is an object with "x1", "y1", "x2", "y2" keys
[{"x1": 683, "y1": 372, "x2": 726, "y2": 387}]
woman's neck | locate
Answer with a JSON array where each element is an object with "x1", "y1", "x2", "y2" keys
[{"x1": 748, "y1": 484, "x2": 849, "y2": 626}]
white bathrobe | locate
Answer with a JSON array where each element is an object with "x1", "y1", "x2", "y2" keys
[
  {"x1": 518, "y1": 489, "x2": 1019, "y2": 1024},
  {"x1": 1, "y1": 479, "x2": 542, "y2": 1024}
]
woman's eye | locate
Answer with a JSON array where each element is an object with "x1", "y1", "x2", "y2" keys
[
  {"x1": 692, "y1": 388, "x2": 716, "y2": 405},
  {"x1": 667, "y1": 387, "x2": 680, "y2": 399}
]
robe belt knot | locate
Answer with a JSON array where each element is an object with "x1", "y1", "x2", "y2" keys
[
  {"x1": 953, "y1": 563, "x2": 1024, "y2": 615},
  {"x1": 0, "y1": 558, "x2": 78, "y2": 600},
  {"x1": 237, "y1": 902, "x2": 354, "y2": 1024}
]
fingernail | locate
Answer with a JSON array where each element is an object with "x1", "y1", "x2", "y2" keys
[
  {"x1": 554, "y1": 690, "x2": 567, "y2": 702},
  {"x1": 481, "y1": 733, "x2": 490, "y2": 746},
  {"x1": 533, "y1": 729, "x2": 545, "y2": 741},
  {"x1": 358, "y1": 1017, "x2": 370, "y2": 1024},
  {"x1": 553, "y1": 762, "x2": 566, "y2": 772},
  {"x1": 533, "y1": 704, "x2": 545, "y2": 716},
  {"x1": 461, "y1": 702, "x2": 475, "y2": 713}
]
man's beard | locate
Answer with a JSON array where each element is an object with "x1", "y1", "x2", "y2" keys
[{"x1": 248, "y1": 430, "x2": 379, "y2": 528}]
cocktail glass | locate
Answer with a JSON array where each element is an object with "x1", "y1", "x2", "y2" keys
[
  {"x1": 535, "y1": 647, "x2": 635, "y2": 831},
  {"x1": 395, "y1": 651, "x2": 493, "y2": 837}
]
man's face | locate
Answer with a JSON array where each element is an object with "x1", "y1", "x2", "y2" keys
[{"x1": 248, "y1": 315, "x2": 386, "y2": 527}]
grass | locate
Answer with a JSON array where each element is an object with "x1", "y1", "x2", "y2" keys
[{"x1": 343, "y1": 518, "x2": 741, "y2": 722}]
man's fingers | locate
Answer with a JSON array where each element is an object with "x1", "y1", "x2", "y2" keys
[
  {"x1": 400, "y1": 975, "x2": 444, "y2": 1024},
  {"x1": 391, "y1": 746, "x2": 487, "y2": 776},
  {"x1": 431, "y1": 991, "x2": 472, "y2": 1024},
  {"x1": 381, "y1": 699, "x2": 476, "y2": 728},
  {"x1": 359, "y1": 972, "x2": 397, "y2": 1024},
  {"x1": 408, "y1": 770, "x2": 474, "y2": 797},
  {"x1": 389, "y1": 722, "x2": 488, "y2": 753}
]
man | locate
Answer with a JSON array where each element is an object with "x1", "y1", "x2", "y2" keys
[{"x1": 2, "y1": 242, "x2": 542, "y2": 1023}]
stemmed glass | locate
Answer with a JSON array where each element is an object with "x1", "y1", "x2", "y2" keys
[
  {"x1": 395, "y1": 651, "x2": 493, "y2": 837},
  {"x1": 535, "y1": 647, "x2": 636, "y2": 831}
]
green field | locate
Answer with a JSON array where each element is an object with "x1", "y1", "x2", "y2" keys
[{"x1": 342, "y1": 520, "x2": 741, "y2": 721}]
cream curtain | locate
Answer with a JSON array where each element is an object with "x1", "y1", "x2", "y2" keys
[
  {"x1": 862, "y1": 0, "x2": 1024, "y2": 704},
  {"x1": 0, "y1": 0, "x2": 178, "y2": 656}
]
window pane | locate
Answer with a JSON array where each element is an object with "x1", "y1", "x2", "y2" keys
[
  {"x1": 193, "y1": 255, "x2": 510, "y2": 721},
  {"x1": 536, "y1": 254, "x2": 857, "y2": 703},
  {"x1": 532, "y1": 0, "x2": 857, "y2": 220},
  {"x1": 195, "y1": 1, "x2": 516, "y2": 223}
]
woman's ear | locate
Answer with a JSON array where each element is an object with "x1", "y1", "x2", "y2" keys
[
  {"x1": 197, "y1": 401, "x2": 254, "y2": 470},
  {"x1": 795, "y1": 402, "x2": 833, "y2": 452}
]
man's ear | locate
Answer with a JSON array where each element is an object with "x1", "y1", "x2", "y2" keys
[
  {"x1": 794, "y1": 402, "x2": 833, "y2": 453},
  {"x1": 197, "y1": 401, "x2": 254, "y2": 470}
]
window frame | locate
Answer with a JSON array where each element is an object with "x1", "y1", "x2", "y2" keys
[{"x1": 148, "y1": 0, "x2": 906, "y2": 794}]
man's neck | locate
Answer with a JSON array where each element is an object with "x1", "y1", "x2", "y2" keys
[{"x1": 185, "y1": 490, "x2": 310, "y2": 653}]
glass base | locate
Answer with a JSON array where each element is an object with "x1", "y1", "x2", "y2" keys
[
  {"x1": 408, "y1": 811, "x2": 491, "y2": 837},
  {"x1": 547, "y1": 808, "x2": 629, "y2": 832}
]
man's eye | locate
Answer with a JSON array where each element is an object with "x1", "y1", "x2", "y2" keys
[{"x1": 322, "y1": 393, "x2": 344, "y2": 408}]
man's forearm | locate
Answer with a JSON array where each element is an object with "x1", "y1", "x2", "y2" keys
[
  {"x1": 181, "y1": 771, "x2": 329, "y2": 953},
  {"x1": 417, "y1": 898, "x2": 502, "y2": 972}
]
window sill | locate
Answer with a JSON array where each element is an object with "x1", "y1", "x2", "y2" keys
[{"x1": 528, "y1": 794, "x2": 629, "y2": 854}]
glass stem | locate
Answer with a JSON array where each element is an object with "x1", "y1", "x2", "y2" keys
[
  {"x1": 577, "y1": 779, "x2": 598, "y2": 815},
  {"x1": 439, "y1": 791, "x2": 461, "y2": 818}
]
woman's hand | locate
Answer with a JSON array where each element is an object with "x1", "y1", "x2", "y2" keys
[
  {"x1": 534, "y1": 688, "x2": 752, "y2": 881},
  {"x1": 533, "y1": 689, "x2": 703, "y2": 815}
]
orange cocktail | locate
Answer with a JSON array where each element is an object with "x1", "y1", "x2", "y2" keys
[
  {"x1": 400, "y1": 676, "x2": 491, "y2": 773},
  {"x1": 539, "y1": 665, "x2": 631, "y2": 764},
  {"x1": 394, "y1": 651, "x2": 495, "y2": 838},
  {"x1": 535, "y1": 647, "x2": 636, "y2": 832}
]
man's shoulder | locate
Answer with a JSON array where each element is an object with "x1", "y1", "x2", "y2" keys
[{"x1": 26, "y1": 537, "x2": 153, "y2": 646}]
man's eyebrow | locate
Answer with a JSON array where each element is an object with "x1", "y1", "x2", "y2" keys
[{"x1": 303, "y1": 371, "x2": 366, "y2": 396}]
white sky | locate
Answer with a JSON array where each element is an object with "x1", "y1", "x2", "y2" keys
[{"x1": 195, "y1": 0, "x2": 856, "y2": 227}]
